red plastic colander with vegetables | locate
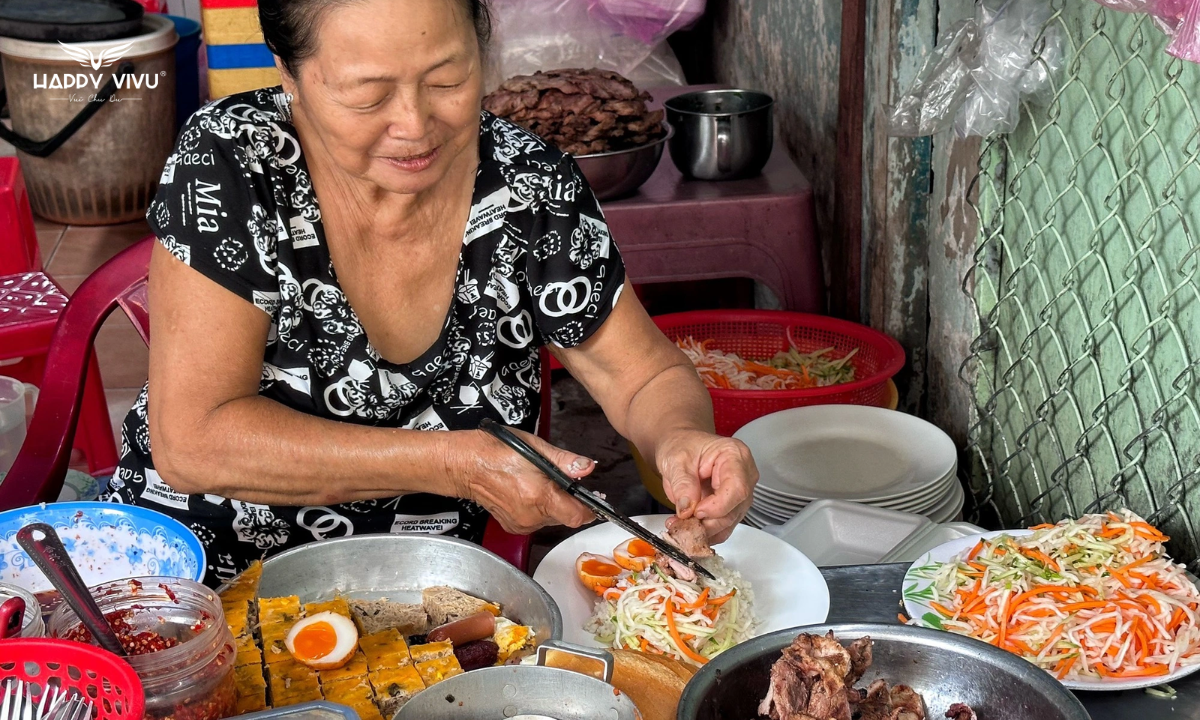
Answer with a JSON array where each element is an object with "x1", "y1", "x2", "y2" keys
[
  {"x1": 653, "y1": 310, "x2": 905, "y2": 436},
  {"x1": 0, "y1": 639, "x2": 145, "y2": 720}
]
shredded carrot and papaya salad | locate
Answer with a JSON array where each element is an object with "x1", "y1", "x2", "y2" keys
[
  {"x1": 905, "y1": 510, "x2": 1200, "y2": 681},
  {"x1": 583, "y1": 560, "x2": 757, "y2": 666},
  {"x1": 676, "y1": 337, "x2": 858, "y2": 390}
]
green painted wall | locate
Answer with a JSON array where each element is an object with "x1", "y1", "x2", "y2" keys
[{"x1": 967, "y1": 0, "x2": 1200, "y2": 564}]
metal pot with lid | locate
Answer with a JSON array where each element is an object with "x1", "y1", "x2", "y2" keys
[
  {"x1": 0, "y1": 0, "x2": 145, "y2": 42},
  {"x1": 396, "y1": 642, "x2": 642, "y2": 720}
]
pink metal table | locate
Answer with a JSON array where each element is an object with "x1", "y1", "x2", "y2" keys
[{"x1": 601, "y1": 85, "x2": 823, "y2": 313}]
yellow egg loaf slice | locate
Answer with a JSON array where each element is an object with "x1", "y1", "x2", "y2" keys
[
  {"x1": 359, "y1": 628, "x2": 411, "y2": 671},
  {"x1": 234, "y1": 664, "x2": 267, "y2": 715},
  {"x1": 234, "y1": 632, "x2": 262, "y2": 668},
  {"x1": 323, "y1": 676, "x2": 383, "y2": 720},
  {"x1": 415, "y1": 655, "x2": 463, "y2": 687},
  {"x1": 219, "y1": 561, "x2": 263, "y2": 606},
  {"x1": 225, "y1": 599, "x2": 252, "y2": 640},
  {"x1": 368, "y1": 665, "x2": 426, "y2": 718},
  {"x1": 408, "y1": 640, "x2": 453, "y2": 664},
  {"x1": 318, "y1": 650, "x2": 369, "y2": 685},
  {"x1": 258, "y1": 596, "x2": 304, "y2": 626},
  {"x1": 260, "y1": 620, "x2": 293, "y2": 664},
  {"x1": 304, "y1": 596, "x2": 352, "y2": 618},
  {"x1": 267, "y1": 658, "x2": 323, "y2": 706}
]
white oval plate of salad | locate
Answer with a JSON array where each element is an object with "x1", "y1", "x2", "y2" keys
[
  {"x1": 533, "y1": 514, "x2": 829, "y2": 665},
  {"x1": 902, "y1": 512, "x2": 1200, "y2": 691}
]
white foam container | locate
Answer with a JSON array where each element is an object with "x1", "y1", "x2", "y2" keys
[
  {"x1": 757, "y1": 498, "x2": 985, "y2": 567},
  {"x1": 759, "y1": 499, "x2": 932, "y2": 566}
]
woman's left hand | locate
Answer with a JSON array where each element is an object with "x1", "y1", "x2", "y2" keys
[{"x1": 655, "y1": 430, "x2": 758, "y2": 544}]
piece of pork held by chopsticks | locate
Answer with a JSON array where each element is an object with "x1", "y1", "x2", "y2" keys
[{"x1": 655, "y1": 516, "x2": 714, "y2": 581}]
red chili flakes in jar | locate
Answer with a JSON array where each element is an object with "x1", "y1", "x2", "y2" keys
[{"x1": 62, "y1": 610, "x2": 181, "y2": 656}]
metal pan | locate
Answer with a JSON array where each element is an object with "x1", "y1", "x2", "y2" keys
[
  {"x1": 255, "y1": 533, "x2": 563, "y2": 645},
  {"x1": 677, "y1": 623, "x2": 1091, "y2": 720}
]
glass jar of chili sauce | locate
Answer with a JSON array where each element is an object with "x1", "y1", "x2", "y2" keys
[{"x1": 49, "y1": 577, "x2": 236, "y2": 720}]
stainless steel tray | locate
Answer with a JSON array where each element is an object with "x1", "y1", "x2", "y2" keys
[{"x1": 256, "y1": 534, "x2": 563, "y2": 642}]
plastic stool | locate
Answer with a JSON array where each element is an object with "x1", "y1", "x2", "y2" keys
[
  {"x1": 0, "y1": 158, "x2": 41, "y2": 275},
  {"x1": 0, "y1": 272, "x2": 118, "y2": 476}
]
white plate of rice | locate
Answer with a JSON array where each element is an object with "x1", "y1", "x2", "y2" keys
[{"x1": 532, "y1": 514, "x2": 829, "y2": 659}]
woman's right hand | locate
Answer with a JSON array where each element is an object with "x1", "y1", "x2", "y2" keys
[{"x1": 448, "y1": 428, "x2": 597, "y2": 534}]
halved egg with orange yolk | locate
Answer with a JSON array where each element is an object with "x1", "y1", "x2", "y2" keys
[
  {"x1": 576, "y1": 553, "x2": 625, "y2": 595},
  {"x1": 285, "y1": 611, "x2": 359, "y2": 669},
  {"x1": 612, "y1": 537, "x2": 658, "y2": 572}
]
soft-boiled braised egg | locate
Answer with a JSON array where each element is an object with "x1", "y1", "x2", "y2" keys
[
  {"x1": 576, "y1": 552, "x2": 625, "y2": 595},
  {"x1": 285, "y1": 611, "x2": 359, "y2": 669},
  {"x1": 612, "y1": 537, "x2": 658, "y2": 572}
]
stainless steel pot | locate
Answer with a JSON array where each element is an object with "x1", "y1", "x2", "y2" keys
[
  {"x1": 396, "y1": 642, "x2": 642, "y2": 720},
  {"x1": 575, "y1": 127, "x2": 672, "y2": 201},
  {"x1": 677, "y1": 623, "x2": 1091, "y2": 720},
  {"x1": 664, "y1": 90, "x2": 773, "y2": 181},
  {"x1": 255, "y1": 534, "x2": 562, "y2": 644}
]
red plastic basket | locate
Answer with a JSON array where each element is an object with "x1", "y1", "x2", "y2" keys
[
  {"x1": 653, "y1": 310, "x2": 905, "y2": 436},
  {"x1": 0, "y1": 639, "x2": 145, "y2": 720}
]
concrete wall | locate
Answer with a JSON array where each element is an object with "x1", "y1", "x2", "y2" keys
[{"x1": 690, "y1": 0, "x2": 844, "y2": 298}]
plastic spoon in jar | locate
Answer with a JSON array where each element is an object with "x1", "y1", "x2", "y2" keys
[
  {"x1": 16, "y1": 523, "x2": 127, "y2": 657},
  {"x1": 0, "y1": 595, "x2": 24, "y2": 639}
]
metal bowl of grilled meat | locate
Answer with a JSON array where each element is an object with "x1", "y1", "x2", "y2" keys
[
  {"x1": 677, "y1": 623, "x2": 1090, "y2": 720},
  {"x1": 574, "y1": 125, "x2": 672, "y2": 202},
  {"x1": 257, "y1": 533, "x2": 563, "y2": 644}
]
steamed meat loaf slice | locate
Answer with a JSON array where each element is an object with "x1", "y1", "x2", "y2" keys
[
  {"x1": 422, "y1": 586, "x2": 498, "y2": 626},
  {"x1": 667, "y1": 517, "x2": 714, "y2": 558},
  {"x1": 349, "y1": 599, "x2": 430, "y2": 636}
]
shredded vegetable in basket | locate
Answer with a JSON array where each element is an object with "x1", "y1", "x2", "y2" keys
[
  {"x1": 676, "y1": 337, "x2": 858, "y2": 390},
  {"x1": 583, "y1": 556, "x2": 757, "y2": 665},
  {"x1": 908, "y1": 510, "x2": 1200, "y2": 681}
]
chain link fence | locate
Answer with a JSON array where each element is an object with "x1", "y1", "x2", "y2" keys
[{"x1": 963, "y1": 0, "x2": 1200, "y2": 568}]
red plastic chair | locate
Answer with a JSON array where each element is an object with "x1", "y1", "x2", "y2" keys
[{"x1": 0, "y1": 236, "x2": 539, "y2": 573}]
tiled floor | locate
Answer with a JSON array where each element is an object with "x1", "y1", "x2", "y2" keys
[{"x1": 36, "y1": 217, "x2": 154, "y2": 445}]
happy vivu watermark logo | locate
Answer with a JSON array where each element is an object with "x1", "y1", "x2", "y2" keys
[
  {"x1": 31, "y1": 41, "x2": 164, "y2": 98},
  {"x1": 58, "y1": 41, "x2": 134, "y2": 70}
]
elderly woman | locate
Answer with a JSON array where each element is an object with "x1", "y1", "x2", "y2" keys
[{"x1": 105, "y1": 0, "x2": 756, "y2": 585}]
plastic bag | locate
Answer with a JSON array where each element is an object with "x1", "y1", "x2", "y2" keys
[
  {"x1": 886, "y1": 21, "x2": 982, "y2": 136},
  {"x1": 586, "y1": 0, "x2": 706, "y2": 45},
  {"x1": 1167, "y1": 0, "x2": 1200, "y2": 62},
  {"x1": 887, "y1": 0, "x2": 1063, "y2": 137},
  {"x1": 1089, "y1": 0, "x2": 1200, "y2": 60},
  {"x1": 485, "y1": 0, "x2": 688, "y2": 92}
]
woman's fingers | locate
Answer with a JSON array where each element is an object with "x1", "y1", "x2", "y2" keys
[
  {"x1": 694, "y1": 446, "x2": 756, "y2": 520},
  {"x1": 518, "y1": 429, "x2": 597, "y2": 478},
  {"x1": 659, "y1": 454, "x2": 703, "y2": 518}
]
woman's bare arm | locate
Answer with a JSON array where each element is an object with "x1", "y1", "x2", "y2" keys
[
  {"x1": 552, "y1": 289, "x2": 756, "y2": 541},
  {"x1": 146, "y1": 242, "x2": 460, "y2": 504},
  {"x1": 147, "y1": 242, "x2": 595, "y2": 535}
]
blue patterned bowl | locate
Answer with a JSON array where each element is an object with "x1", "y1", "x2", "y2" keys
[{"x1": 0, "y1": 502, "x2": 205, "y2": 593}]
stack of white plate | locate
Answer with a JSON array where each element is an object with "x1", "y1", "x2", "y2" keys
[{"x1": 734, "y1": 405, "x2": 964, "y2": 528}]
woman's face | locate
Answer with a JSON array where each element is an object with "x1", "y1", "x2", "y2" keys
[{"x1": 286, "y1": 0, "x2": 483, "y2": 195}]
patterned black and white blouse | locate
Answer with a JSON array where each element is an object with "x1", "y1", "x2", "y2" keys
[{"x1": 104, "y1": 87, "x2": 626, "y2": 588}]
